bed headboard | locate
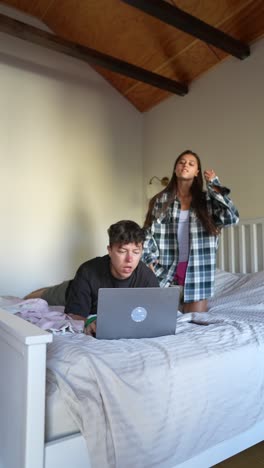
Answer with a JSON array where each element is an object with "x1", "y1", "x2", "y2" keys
[{"x1": 217, "y1": 217, "x2": 264, "y2": 273}]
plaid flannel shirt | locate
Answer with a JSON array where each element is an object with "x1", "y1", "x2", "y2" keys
[{"x1": 142, "y1": 177, "x2": 239, "y2": 302}]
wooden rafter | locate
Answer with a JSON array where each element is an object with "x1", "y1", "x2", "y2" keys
[
  {"x1": 0, "y1": 13, "x2": 188, "y2": 96},
  {"x1": 122, "y1": 0, "x2": 250, "y2": 60}
]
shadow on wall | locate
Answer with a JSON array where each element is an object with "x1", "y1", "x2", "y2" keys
[{"x1": 0, "y1": 50, "x2": 108, "y2": 96}]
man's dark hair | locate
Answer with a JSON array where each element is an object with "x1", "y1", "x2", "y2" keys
[{"x1": 108, "y1": 220, "x2": 146, "y2": 246}]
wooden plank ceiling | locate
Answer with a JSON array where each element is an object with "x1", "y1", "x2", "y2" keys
[{"x1": 1, "y1": 0, "x2": 264, "y2": 112}]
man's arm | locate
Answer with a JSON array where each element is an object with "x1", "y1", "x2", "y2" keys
[
  {"x1": 64, "y1": 263, "x2": 93, "y2": 318},
  {"x1": 67, "y1": 313, "x2": 96, "y2": 336},
  {"x1": 67, "y1": 313, "x2": 86, "y2": 321},
  {"x1": 65, "y1": 264, "x2": 98, "y2": 336}
]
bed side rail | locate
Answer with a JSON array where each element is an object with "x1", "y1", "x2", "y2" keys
[
  {"x1": 217, "y1": 217, "x2": 264, "y2": 273},
  {"x1": 0, "y1": 308, "x2": 52, "y2": 468}
]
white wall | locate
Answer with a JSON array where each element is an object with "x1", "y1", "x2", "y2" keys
[
  {"x1": 2, "y1": 3, "x2": 264, "y2": 296},
  {"x1": 0, "y1": 6, "x2": 143, "y2": 296},
  {"x1": 143, "y1": 37, "x2": 264, "y2": 219}
]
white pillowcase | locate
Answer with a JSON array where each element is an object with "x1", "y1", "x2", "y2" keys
[{"x1": 214, "y1": 269, "x2": 242, "y2": 296}]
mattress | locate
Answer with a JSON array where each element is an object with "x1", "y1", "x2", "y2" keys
[{"x1": 45, "y1": 270, "x2": 264, "y2": 468}]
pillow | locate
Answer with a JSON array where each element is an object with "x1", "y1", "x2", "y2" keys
[{"x1": 214, "y1": 269, "x2": 242, "y2": 295}]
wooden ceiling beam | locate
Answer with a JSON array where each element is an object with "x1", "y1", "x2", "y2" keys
[
  {"x1": 122, "y1": 0, "x2": 250, "y2": 60},
  {"x1": 0, "y1": 13, "x2": 188, "y2": 96}
]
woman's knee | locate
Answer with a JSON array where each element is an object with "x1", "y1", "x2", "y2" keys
[{"x1": 183, "y1": 299, "x2": 208, "y2": 313}]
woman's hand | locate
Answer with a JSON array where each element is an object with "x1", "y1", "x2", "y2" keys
[
  {"x1": 204, "y1": 169, "x2": 216, "y2": 182},
  {"x1": 149, "y1": 263, "x2": 155, "y2": 273}
]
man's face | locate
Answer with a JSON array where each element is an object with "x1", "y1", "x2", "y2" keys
[{"x1": 107, "y1": 242, "x2": 143, "y2": 280}]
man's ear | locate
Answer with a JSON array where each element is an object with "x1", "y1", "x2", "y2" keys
[{"x1": 107, "y1": 245, "x2": 111, "y2": 256}]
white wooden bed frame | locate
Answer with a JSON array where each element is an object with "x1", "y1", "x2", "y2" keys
[
  {"x1": 217, "y1": 217, "x2": 264, "y2": 273},
  {"x1": 1, "y1": 217, "x2": 264, "y2": 468}
]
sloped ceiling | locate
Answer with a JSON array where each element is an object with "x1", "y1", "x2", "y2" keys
[{"x1": 1, "y1": 0, "x2": 264, "y2": 112}]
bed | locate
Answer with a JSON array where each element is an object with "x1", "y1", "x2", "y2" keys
[{"x1": 1, "y1": 217, "x2": 264, "y2": 468}]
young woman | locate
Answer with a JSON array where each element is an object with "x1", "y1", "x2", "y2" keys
[{"x1": 142, "y1": 150, "x2": 239, "y2": 312}]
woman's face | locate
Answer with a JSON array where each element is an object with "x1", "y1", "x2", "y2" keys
[{"x1": 175, "y1": 153, "x2": 199, "y2": 181}]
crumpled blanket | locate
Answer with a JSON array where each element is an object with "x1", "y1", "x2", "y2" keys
[{"x1": 0, "y1": 296, "x2": 83, "y2": 334}]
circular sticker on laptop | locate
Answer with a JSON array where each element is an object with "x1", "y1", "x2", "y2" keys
[{"x1": 131, "y1": 307, "x2": 147, "y2": 322}]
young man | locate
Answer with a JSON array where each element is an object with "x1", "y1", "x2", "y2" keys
[{"x1": 25, "y1": 220, "x2": 159, "y2": 335}]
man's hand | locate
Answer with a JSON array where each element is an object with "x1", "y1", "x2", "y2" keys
[{"x1": 84, "y1": 320, "x2": 96, "y2": 336}]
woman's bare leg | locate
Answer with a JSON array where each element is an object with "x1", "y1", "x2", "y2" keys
[{"x1": 183, "y1": 299, "x2": 208, "y2": 313}]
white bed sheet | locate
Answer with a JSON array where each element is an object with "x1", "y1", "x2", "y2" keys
[
  {"x1": 45, "y1": 270, "x2": 264, "y2": 468},
  {"x1": 45, "y1": 370, "x2": 79, "y2": 441}
]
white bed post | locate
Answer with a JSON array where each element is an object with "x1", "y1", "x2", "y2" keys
[
  {"x1": 218, "y1": 232, "x2": 225, "y2": 271},
  {"x1": 0, "y1": 309, "x2": 52, "y2": 468},
  {"x1": 238, "y1": 224, "x2": 246, "y2": 273},
  {"x1": 227, "y1": 227, "x2": 235, "y2": 272},
  {"x1": 250, "y1": 223, "x2": 258, "y2": 272}
]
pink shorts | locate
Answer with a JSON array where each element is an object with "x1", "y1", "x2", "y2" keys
[{"x1": 173, "y1": 261, "x2": 188, "y2": 286}]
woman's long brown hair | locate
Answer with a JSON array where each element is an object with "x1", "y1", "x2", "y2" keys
[{"x1": 144, "y1": 150, "x2": 219, "y2": 235}]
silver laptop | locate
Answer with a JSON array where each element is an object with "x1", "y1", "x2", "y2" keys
[{"x1": 96, "y1": 287, "x2": 180, "y2": 340}]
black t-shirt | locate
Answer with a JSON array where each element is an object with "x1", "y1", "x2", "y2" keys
[{"x1": 65, "y1": 255, "x2": 159, "y2": 317}]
